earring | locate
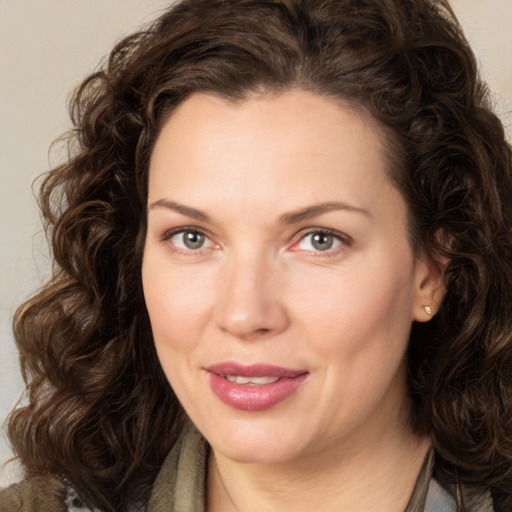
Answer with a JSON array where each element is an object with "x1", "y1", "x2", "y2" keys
[{"x1": 424, "y1": 305, "x2": 432, "y2": 315}]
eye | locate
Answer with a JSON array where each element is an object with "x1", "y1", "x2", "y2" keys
[
  {"x1": 165, "y1": 229, "x2": 215, "y2": 250},
  {"x1": 294, "y1": 229, "x2": 348, "y2": 252}
]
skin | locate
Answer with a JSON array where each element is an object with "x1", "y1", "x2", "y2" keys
[{"x1": 142, "y1": 89, "x2": 444, "y2": 511}]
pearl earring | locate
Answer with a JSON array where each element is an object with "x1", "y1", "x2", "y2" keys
[{"x1": 424, "y1": 305, "x2": 432, "y2": 315}]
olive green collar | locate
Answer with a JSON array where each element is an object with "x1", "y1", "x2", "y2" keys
[{"x1": 147, "y1": 424, "x2": 494, "y2": 512}]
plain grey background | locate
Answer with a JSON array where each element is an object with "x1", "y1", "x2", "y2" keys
[{"x1": 1, "y1": 0, "x2": 511, "y2": 486}]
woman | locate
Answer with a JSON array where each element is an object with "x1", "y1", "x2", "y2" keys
[{"x1": 2, "y1": 0, "x2": 512, "y2": 510}]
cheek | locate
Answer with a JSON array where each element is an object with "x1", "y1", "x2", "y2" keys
[
  {"x1": 141, "y1": 256, "x2": 218, "y2": 408},
  {"x1": 287, "y1": 257, "x2": 416, "y2": 425},
  {"x1": 288, "y1": 254, "x2": 416, "y2": 362},
  {"x1": 141, "y1": 255, "x2": 215, "y2": 353}
]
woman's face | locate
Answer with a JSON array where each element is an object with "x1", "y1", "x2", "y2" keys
[{"x1": 142, "y1": 90, "x2": 437, "y2": 465}]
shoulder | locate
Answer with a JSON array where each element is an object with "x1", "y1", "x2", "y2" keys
[
  {"x1": 0, "y1": 475, "x2": 68, "y2": 512},
  {"x1": 147, "y1": 422, "x2": 208, "y2": 512},
  {"x1": 425, "y1": 478, "x2": 497, "y2": 512},
  {"x1": 1, "y1": 476, "x2": 143, "y2": 512}
]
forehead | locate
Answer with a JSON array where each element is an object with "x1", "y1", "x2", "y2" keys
[{"x1": 148, "y1": 89, "x2": 404, "y2": 226}]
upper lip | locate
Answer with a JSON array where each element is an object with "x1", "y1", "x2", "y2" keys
[{"x1": 206, "y1": 362, "x2": 307, "y2": 378}]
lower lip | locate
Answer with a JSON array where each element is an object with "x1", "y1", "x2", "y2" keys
[{"x1": 208, "y1": 372, "x2": 308, "y2": 411}]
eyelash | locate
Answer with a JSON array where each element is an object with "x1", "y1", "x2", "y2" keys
[
  {"x1": 160, "y1": 226, "x2": 351, "y2": 255},
  {"x1": 290, "y1": 228, "x2": 352, "y2": 255},
  {"x1": 160, "y1": 226, "x2": 216, "y2": 254}
]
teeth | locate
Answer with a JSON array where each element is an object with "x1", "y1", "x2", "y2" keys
[{"x1": 224, "y1": 375, "x2": 280, "y2": 385}]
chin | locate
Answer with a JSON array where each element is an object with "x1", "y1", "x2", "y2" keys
[
  {"x1": 215, "y1": 439, "x2": 300, "y2": 465},
  {"x1": 200, "y1": 416, "x2": 309, "y2": 465}
]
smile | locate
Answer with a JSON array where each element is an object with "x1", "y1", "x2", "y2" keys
[
  {"x1": 206, "y1": 363, "x2": 308, "y2": 411},
  {"x1": 224, "y1": 375, "x2": 281, "y2": 385}
]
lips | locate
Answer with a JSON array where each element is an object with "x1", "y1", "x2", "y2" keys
[{"x1": 206, "y1": 363, "x2": 308, "y2": 411}]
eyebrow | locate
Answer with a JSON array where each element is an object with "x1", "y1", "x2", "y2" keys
[
  {"x1": 148, "y1": 199, "x2": 371, "y2": 224},
  {"x1": 278, "y1": 201, "x2": 371, "y2": 225},
  {"x1": 148, "y1": 199, "x2": 210, "y2": 222}
]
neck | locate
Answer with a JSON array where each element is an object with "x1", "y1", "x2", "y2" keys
[{"x1": 207, "y1": 426, "x2": 431, "y2": 512}]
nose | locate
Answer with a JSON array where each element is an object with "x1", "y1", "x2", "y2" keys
[{"x1": 213, "y1": 251, "x2": 289, "y2": 340}]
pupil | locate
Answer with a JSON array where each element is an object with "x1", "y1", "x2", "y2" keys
[
  {"x1": 184, "y1": 231, "x2": 204, "y2": 249},
  {"x1": 312, "y1": 233, "x2": 333, "y2": 251}
]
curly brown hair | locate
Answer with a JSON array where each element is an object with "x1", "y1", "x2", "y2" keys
[{"x1": 7, "y1": 0, "x2": 512, "y2": 510}]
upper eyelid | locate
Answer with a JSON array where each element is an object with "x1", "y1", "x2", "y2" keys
[
  {"x1": 295, "y1": 227, "x2": 351, "y2": 243},
  {"x1": 288, "y1": 228, "x2": 352, "y2": 255},
  {"x1": 161, "y1": 227, "x2": 217, "y2": 254},
  {"x1": 160, "y1": 225, "x2": 211, "y2": 241},
  {"x1": 158, "y1": 225, "x2": 351, "y2": 248}
]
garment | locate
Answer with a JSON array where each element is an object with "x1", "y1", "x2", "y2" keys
[
  {"x1": 146, "y1": 423, "x2": 496, "y2": 512},
  {"x1": 0, "y1": 423, "x2": 496, "y2": 511}
]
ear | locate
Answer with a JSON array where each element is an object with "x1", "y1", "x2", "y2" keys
[{"x1": 412, "y1": 254, "x2": 447, "y2": 322}]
